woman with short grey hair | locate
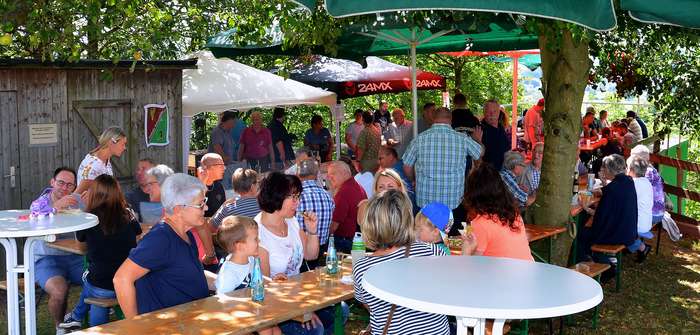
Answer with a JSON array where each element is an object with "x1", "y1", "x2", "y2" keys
[
  {"x1": 630, "y1": 145, "x2": 666, "y2": 223},
  {"x1": 626, "y1": 156, "x2": 654, "y2": 260},
  {"x1": 578, "y1": 154, "x2": 638, "y2": 267},
  {"x1": 114, "y1": 173, "x2": 211, "y2": 318},
  {"x1": 143, "y1": 164, "x2": 174, "y2": 203}
]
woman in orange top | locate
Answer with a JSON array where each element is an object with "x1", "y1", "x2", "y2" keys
[{"x1": 461, "y1": 163, "x2": 534, "y2": 262}]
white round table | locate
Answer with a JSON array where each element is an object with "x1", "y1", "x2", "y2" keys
[
  {"x1": 362, "y1": 256, "x2": 603, "y2": 335},
  {"x1": 0, "y1": 210, "x2": 98, "y2": 335}
]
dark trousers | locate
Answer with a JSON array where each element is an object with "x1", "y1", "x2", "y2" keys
[{"x1": 334, "y1": 236, "x2": 353, "y2": 254}]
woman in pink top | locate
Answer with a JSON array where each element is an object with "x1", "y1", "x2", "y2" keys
[
  {"x1": 461, "y1": 164, "x2": 534, "y2": 262},
  {"x1": 238, "y1": 111, "x2": 274, "y2": 172}
]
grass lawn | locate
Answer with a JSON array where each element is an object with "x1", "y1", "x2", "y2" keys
[{"x1": 1, "y1": 236, "x2": 699, "y2": 335}]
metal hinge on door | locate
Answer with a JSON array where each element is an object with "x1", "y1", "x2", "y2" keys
[{"x1": 3, "y1": 166, "x2": 16, "y2": 188}]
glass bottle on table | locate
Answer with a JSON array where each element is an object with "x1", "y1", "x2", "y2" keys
[
  {"x1": 326, "y1": 235, "x2": 339, "y2": 275},
  {"x1": 250, "y1": 256, "x2": 265, "y2": 302}
]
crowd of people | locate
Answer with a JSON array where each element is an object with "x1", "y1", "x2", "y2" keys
[{"x1": 31, "y1": 92, "x2": 663, "y2": 335}]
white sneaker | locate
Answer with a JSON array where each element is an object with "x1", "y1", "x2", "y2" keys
[
  {"x1": 58, "y1": 313, "x2": 81, "y2": 329},
  {"x1": 56, "y1": 327, "x2": 67, "y2": 335}
]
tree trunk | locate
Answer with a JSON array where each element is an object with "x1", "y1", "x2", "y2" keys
[
  {"x1": 525, "y1": 26, "x2": 590, "y2": 266},
  {"x1": 454, "y1": 63, "x2": 463, "y2": 94}
]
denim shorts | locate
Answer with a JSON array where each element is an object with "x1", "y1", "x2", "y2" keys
[{"x1": 35, "y1": 255, "x2": 84, "y2": 289}]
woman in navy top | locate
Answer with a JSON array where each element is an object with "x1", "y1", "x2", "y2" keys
[{"x1": 114, "y1": 173, "x2": 211, "y2": 318}]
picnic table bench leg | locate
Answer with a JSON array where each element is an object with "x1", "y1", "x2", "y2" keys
[
  {"x1": 615, "y1": 252, "x2": 622, "y2": 292},
  {"x1": 655, "y1": 223, "x2": 662, "y2": 255},
  {"x1": 1, "y1": 238, "x2": 20, "y2": 335},
  {"x1": 334, "y1": 303, "x2": 344, "y2": 335}
]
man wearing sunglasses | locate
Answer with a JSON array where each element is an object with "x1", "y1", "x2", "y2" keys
[{"x1": 29, "y1": 167, "x2": 85, "y2": 335}]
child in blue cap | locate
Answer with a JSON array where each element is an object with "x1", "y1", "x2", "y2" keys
[{"x1": 415, "y1": 202, "x2": 454, "y2": 255}]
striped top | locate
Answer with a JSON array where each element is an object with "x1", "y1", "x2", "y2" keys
[
  {"x1": 209, "y1": 197, "x2": 261, "y2": 228},
  {"x1": 353, "y1": 242, "x2": 450, "y2": 335}
]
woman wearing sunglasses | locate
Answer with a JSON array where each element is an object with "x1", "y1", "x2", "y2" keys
[{"x1": 114, "y1": 173, "x2": 213, "y2": 318}]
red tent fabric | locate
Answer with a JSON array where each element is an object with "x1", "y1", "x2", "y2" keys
[{"x1": 289, "y1": 56, "x2": 446, "y2": 99}]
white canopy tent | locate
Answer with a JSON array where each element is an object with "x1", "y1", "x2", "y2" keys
[{"x1": 181, "y1": 51, "x2": 338, "y2": 171}]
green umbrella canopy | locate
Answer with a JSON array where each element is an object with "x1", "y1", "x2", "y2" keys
[
  {"x1": 295, "y1": 0, "x2": 617, "y2": 31},
  {"x1": 621, "y1": 0, "x2": 700, "y2": 29},
  {"x1": 207, "y1": 14, "x2": 538, "y2": 59},
  {"x1": 294, "y1": 0, "x2": 700, "y2": 31}
]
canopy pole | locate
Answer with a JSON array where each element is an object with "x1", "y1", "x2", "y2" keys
[
  {"x1": 511, "y1": 55, "x2": 519, "y2": 150},
  {"x1": 411, "y1": 28, "x2": 418, "y2": 138}
]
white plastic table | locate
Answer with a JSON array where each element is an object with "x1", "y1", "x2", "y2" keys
[
  {"x1": 0, "y1": 210, "x2": 98, "y2": 335},
  {"x1": 362, "y1": 256, "x2": 603, "y2": 335}
]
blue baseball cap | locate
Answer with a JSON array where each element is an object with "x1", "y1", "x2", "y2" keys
[{"x1": 419, "y1": 202, "x2": 453, "y2": 232}]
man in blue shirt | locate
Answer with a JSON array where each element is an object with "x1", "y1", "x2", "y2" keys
[
  {"x1": 295, "y1": 159, "x2": 335, "y2": 269},
  {"x1": 378, "y1": 147, "x2": 413, "y2": 194},
  {"x1": 403, "y1": 107, "x2": 483, "y2": 225}
]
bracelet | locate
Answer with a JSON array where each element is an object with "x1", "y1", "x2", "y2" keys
[{"x1": 307, "y1": 230, "x2": 318, "y2": 236}]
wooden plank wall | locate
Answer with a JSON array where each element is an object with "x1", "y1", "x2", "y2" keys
[
  {"x1": 0, "y1": 67, "x2": 183, "y2": 209},
  {"x1": 66, "y1": 69, "x2": 183, "y2": 182}
]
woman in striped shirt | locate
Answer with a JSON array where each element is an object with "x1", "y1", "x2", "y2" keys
[{"x1": 353, "y1": 190, "x2": 450, "y2": 335}]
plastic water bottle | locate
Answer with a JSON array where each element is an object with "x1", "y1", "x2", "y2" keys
[
  {"x1": 250, "y1": 257, "x2": 265, "y2": 302},
  {"x1": 326, "y1": 236, "x2": 339, "y2": 275},
  {"x1": 351, "y1": 232, "x2": 366, "y2": 267}
]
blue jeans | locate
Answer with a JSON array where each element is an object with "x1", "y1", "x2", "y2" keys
[
  {"x1": 278, "y1": 303, "x2": 349, "y2": 335},
  {"x1": 70, "y1": 272, "x2": 117, "y2": 327},
  {"x1": 627, "y1": 231, "x2": 655, "y2": 252}
]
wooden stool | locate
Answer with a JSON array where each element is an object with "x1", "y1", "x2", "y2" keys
[
  {"x1": 590, "y1": 244, "x2": 625, "y2": 292},
  {"x1": 569, "y1": 262, "x2": 610, "y2": 329}
]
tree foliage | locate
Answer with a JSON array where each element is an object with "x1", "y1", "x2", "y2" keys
[{"x1": 590, "y1": 15, "x2": 700, "y2": 136}]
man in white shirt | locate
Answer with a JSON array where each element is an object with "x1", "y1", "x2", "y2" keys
[
  {"x1": 388, "y1": 108, "x2": 414, "y2": 157},
  {"x1": 344, "y1": 110, "x2": 365, "y2": 158}
]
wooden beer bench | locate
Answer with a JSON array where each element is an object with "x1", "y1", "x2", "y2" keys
[
  {"x1": 71, "y1": 265, "x2": 354, "y2": 335},
  {"x1": 46, "y1": 239, "x2": 87, "y2": 255}
]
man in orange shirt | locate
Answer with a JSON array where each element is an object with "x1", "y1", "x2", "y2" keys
[{"x1": 523, "y1": 98, "x2": 545, "y2": 149}]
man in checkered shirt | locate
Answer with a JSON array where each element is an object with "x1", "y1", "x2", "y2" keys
[
  {"x1": 403, "y1": 106, "x2": 483, "y2": 219},
  {"x1": 295, "y1": 158, "x2": 335, "y2": 268}
]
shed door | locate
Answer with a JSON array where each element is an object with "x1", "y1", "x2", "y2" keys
[
  {"x1": 71, "y1": 99, "x2": 134, "y2": 179},
  {"x1": 0, "y1": 91, "x2": 21, "y2": 209}
]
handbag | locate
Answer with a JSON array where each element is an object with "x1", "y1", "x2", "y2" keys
[{"x1": 358, "y1": 244, "x2": 412, "y2": 335}]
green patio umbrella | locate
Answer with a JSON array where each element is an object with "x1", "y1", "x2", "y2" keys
[
  {"x1": 294, "y1": 0, "x2": 700, "y2": 30},
  {"x1": 292, "y1": 0, "x2": 617, "y2": 31},
  {"x1": 207, "y1": 14, "x2": 538, "y2": 137},
  {"x1": 621, "y1": 0, "x2": 700, "y2": 28}
]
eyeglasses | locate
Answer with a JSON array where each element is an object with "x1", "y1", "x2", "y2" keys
[
  {"x1": 203, "y1": 163, "x2": 225, "y2": 169},
  {"x1": 55, "y1": 180, "x2": 75, "y2": 189},
  {"x1": 287, "y1": 193, "x2": 301, "y2": 201},
  {"x1": 181, "y1": 197, "x2": 208, "y2": 210}
]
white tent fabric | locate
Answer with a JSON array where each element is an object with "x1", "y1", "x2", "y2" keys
[
  {"x1": 181, "y1": 51, "x2": 337, "y2": 171},
  {"x1": 182, "y1": 51, "x2": 337, "y2": 116}
]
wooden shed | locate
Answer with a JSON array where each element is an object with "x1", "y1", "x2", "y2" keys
[{"x1": 0, "y1": 59, "x2": 197, "y2": 210}]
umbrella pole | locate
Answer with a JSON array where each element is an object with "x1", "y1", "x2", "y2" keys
[
  {"x1": 511, "y1": 55, "x2": 519, "y2": 150},
  {"x1": 411, "y1": 29, "x2": 418, "y2": 138}
]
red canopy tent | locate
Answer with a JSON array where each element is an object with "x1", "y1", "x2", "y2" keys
[
  {"x1": 289, "y1": 56, "x2": 446, "y2": 99},
  {"x1": 441, "y1": 50, "x2": 540, "y2": 149}
]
